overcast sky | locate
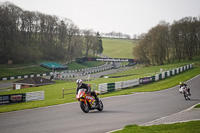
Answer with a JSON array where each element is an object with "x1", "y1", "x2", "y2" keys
[{"x1": 1, "y1": 0, "x2": 200, "y2": 36}]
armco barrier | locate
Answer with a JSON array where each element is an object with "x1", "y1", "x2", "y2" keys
[{"x1": 98, "y1": 64, "x2": 193, "y2": 94}]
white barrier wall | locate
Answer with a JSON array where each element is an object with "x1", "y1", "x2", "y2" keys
[
  {"x1": 115, "y1": 81, "x2": 122, "y2": 91},
  {"x1": 26, "y1": 91, "x2": 45, "y2": 102},
  {"x1": 155, "y1": 74, "x2": 159, "y2": 81},
  {"x1": 172, "y1": 69, "x2": 175, "y2": 75},
  {"x1": 180, "y1": 67, "x2": 183, "y2": 72},
  {"x1": 162, "y1": 72, "x2": 165, "y2": 79},
  {"x1": 167, "y1": 71, "x2": 170, "y2": 77},
  {"x1": 98, "y1": 79, "x2": 140, "y2": 94},
  {"x1": 98, "y1": 83, "x2": 108, "y2": 94},
  {"x1": 176, "y1": 68, "x2": 179, "y2": 74},
  {"x1": 98, "y1": 64, "x2": 193, "y2": 94},
  {"x1": 121, "y1": 79, "x2": 139, "y2": 89}
]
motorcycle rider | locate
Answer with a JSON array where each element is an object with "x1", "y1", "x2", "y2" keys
[
  {"x1": 76, "y1": 79, "x2": 99, "y2": 106},
  {"x1": 179, "y1": 81, "x2": 191, "y2": 95}
]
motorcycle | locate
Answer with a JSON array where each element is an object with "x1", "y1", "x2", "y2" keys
[
  {"x1": 180, "y1": 86, "x2": 191, "y2": 100},
  {"x1": 76, "y1": 88, "x2": 103, "y2": 113}
]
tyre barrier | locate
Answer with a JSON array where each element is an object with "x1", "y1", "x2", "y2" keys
[
  {"x1": 0, "y1": 73, "x2": 50, "y2": 81},
  {"x1": 56, "y1": 65, "x2": 113, "y2": 80}
]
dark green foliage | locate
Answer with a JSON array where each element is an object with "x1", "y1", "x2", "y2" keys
[
  {"x1": 96, "y1": 32, "x2": 103, "y2": 54},
  {"x1": 134, "y1": 18, "x2": 200, "y2": 66}
]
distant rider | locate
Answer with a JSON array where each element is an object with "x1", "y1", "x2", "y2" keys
[
  {"x1": 179, "y1": 82, "x2": 191, "y2": 95},
  {"x1": 76, "y1": 79, "x2": 99, "y2": 106}
]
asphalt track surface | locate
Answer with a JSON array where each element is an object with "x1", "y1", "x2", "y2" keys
[{"x1": 0, "y1": 75, "x2": 200, "y2": 133}]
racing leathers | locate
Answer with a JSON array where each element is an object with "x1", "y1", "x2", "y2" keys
[{"x1": 179, "y1": 83, "x2": 191, "y2": 95}]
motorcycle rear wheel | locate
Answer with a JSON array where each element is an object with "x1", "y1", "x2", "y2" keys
[{"x1": 80, "y1": 101, "x2": 90, "y2": 113}]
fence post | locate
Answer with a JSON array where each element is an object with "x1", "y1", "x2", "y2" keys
[{"x1": 62, "y1": 88, "x2": 64, "y2": 98}]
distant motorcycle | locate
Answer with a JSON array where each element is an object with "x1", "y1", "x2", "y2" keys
[
  {"x1": 76, "y1": 89, "x2": 103, "y2": 113},
  {"x1": 179, "y1": 86, "x2": 191, "y2": 100}
]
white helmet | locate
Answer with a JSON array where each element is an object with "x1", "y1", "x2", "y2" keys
[{"x1": 76, "y1": 79, "x2": 83, "y2": 86}]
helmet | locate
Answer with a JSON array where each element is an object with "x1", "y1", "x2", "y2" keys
[
  {"x1": 179, "y1": 82, "x2": 184, "y2": 85},
  {"x1": 76, "y1": 79, "x2": 83, "y2": 86}
]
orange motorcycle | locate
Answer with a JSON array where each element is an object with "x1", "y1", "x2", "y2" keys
[{"x1": 76, "y1": 89, "x2": 103, "y2": 113}]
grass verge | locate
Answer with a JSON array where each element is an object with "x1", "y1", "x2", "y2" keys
[
  {"x1": 114, "y1": 121, "x2": 200, "y2": 133},
  {"x1": 194, "y1": 104, "x2": 200, "y2": 108}
]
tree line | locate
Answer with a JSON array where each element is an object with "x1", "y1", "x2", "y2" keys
[
  {"x1": 0, "y1": 2, "x2": 103, "y2": 64},
  {"x1": 133, "y1": 17, "x2": 200, "y2": 66}
]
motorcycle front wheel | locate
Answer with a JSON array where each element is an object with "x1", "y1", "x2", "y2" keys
[
  {"x1": 80, "y1": 101, "x2": 90, "y2": 113},
  {"x1": 184, "y1": 92, "x2": 190, "y2": 100},
  {"x1": 97, "y1": 100, "x2": 103, "y2": 111}
]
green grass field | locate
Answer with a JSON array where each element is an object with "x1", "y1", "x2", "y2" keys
[{"x1": 102, "y1": 38, "x2": 137, "y2": 58}]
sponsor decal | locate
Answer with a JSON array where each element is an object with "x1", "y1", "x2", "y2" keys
[
  {"x1": 96, "y1": 58, "x2": 129, "y2": 62},
  {"x1": 0, "y1": 94, "x2": 26, "y2": 104},
  {"x1": 86, "y1": 96, "x2": 94, "y2": 100},
  {"x1": 9, "y1": 94, "x2": 26, "y2": 103},
  {"x1": 140, "y1": 77, "x2": 151, "y2": 84},
  {"x1": 76, "y1": 57, "x2": 137, "y2": 63},
  {"x1": 10, "y1": 95, "x2": 22, "y2": 102},
  {"x1": 0, "y1": 95, "x2": 9, "y2": 104}
]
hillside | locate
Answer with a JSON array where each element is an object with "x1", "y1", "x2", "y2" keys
[
  {"x1": 102, "y1": 38, "x2": 137, "y2": 59},
  {"x1": 0, "y1": 38, "x2": 135, "y2": 78}
]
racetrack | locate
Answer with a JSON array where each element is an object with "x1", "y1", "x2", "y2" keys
[{"x1": 0, "y1": 75, "x2": 200, "y2": 133}]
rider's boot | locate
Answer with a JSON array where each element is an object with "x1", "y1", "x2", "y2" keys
[
  {"x1": 188, "y1": 88, "x2": 191, "y2": 95},
  {"x1": 95, "y1": 97, "x2": 99, "y2": 107}
]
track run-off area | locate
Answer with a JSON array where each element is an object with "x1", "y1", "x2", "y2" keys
[{"x1": 0, "y1": 75, "x2": 200, "y2": 133}]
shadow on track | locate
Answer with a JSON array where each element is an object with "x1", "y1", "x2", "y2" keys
[
  {"x1": 179, "y1": 98, "x2": 200, "y2": 102},
  {"x1": 89, "y1": 110, "x2": 129, "y2": 114}
]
